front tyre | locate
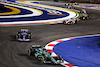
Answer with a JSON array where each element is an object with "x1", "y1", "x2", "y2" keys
[
  {"x1": 16, "y1": 35, "x2": 18, "y2": 40},
  {"x1": 28, "y1": 49, "x2": 31, "y2": 56},
  {"x1": 28, "y1": 49, "x2": 36, "y2": 56},
  {"x1": 37, "y1": 55, "x2": 45, "y2": 63}
]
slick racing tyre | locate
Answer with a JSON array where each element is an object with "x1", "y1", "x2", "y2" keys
[
  {"x1": 28, "y1": 49, "x2": 31, "y2": 56},
  {"x1": 70, "y1": 21, "x2": 74, "y2": 24},
  {"x1": 28, "y1": 49, "x2": 36, "y2": 56},
  {"x1": 37, "y1": 55, "x2": 45, "y2": 63},
  {"x1": 63, "y1": 21, "x2": 66, "y2": 24},
  {"x1": 28, "y1": 32, "x2": 31, "y2": 39},
  {"x1": 16, "y1": 32, "x2": 21, "y2": 39},
  {"x1": 75, "y1": 20, "x2": 78, "y2": 24}
]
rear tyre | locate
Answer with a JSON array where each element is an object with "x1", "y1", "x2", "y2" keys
[
  {"x1": 75, "y1": 20, "x2": 78, "y2": 24},
  {"x1": 28, "y1": 32, "x2": 31, "y2": 39},
  {"x1": 28, "y1": 49, "x2": 36, "y2": 56},
  {"x1": 63, "y1": 21, "x2": 66, "y2": 24},
  {"x1": 28, "y1": 49, "x2": 31, "y2": 56},
  {"x1": 70, "y1": 21, "x2": 74, "y2": 24},
  {"x1": 16, "y1": 32, "x2": 21, "y2": 40}
]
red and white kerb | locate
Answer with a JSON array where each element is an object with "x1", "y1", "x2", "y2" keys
[{"x1": 45, "y1": 38, "x2": 78, "y2": 67}]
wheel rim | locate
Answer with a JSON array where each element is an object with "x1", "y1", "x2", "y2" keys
[{"x1": 38, "y1": 55, "x2": 44, "y2": 63}]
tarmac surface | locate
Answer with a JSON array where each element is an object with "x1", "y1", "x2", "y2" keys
[{"x1": 0, "y1": 1, "x2": 100, "y2": 67}]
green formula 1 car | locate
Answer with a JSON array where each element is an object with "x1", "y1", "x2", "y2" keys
[
  {"x1": 28, "y1": 45, "x2": 64, "y2": 64},
  {"x1": 80, "y1": 9, "x2": 90, "y2": 20}
]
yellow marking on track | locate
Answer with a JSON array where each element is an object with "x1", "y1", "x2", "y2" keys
[
  {"x1": 19, "y1": 1, "x2": 79, "y2": 17},
  {"x1": 0, "y1": 6, "x2": 21, "y2": 15}
]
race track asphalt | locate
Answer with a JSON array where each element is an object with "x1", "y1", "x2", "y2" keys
[{"x1": 0, "y1": 2, "x2": 100, "y2": 67}]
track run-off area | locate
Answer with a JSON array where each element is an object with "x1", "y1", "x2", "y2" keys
[
  {"x1": 0, "y1": 1, "x2": 79, "y2": 26},
  {"x1": 45, "y1": 34, "x2": 100, "y2": 67}
]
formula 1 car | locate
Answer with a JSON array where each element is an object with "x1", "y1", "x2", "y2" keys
[
  {"x1": 63, "y1": 18, "x2": 80, "y2": 24},
  {"x1": 73, "y1": 2, "x2": 79, "y2": 5},
  {"x1": 16, "y1": 29, "x2": 31, "y2": 41},
  {"x1": 80, "y1": 9, "x2": 90, "y2": 20},
  {"x1": 65, "y1": 3, "x2": 75, "y2": 9},
  {"x1": 28, "y1": 45, "x2": 64, "y2": 64}
]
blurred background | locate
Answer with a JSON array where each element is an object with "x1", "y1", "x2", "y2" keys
[
  {"x1": 44, "y1": 0, "x2": 100, "y2": 3},
  {"x1": 6, "y1": 0, "x2": 100, "y2": 4}
]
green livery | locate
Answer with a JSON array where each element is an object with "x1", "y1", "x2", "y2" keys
[{"x1": 28, "y1": 45, "x2": 63, "y2": 64}]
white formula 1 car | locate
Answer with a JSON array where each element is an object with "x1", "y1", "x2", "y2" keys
[
  {"x1": 63, "y1": 18, "x2": 80, "y2": 24},
  {"x1": 65, "y1": 3, "x2": 75, "y2": 9}
]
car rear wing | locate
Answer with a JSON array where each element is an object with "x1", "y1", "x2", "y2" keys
[
  {"x1": 31, "y1": 45, "x2": 41, "y2": 48},
  {"x1": 21, "y1": 29, "x2": 29, "y2": 32}
]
